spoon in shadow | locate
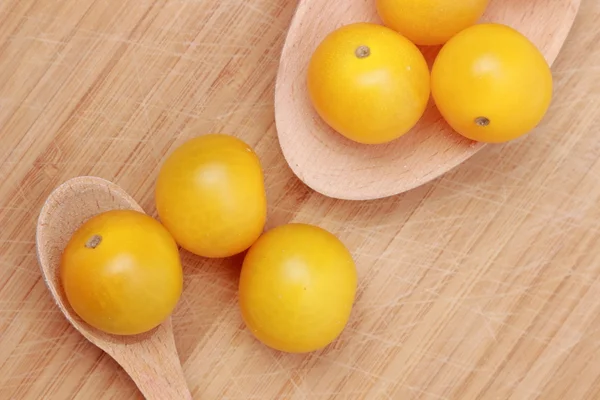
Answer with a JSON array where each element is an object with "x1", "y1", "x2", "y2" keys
[
  {"x1": 35, "y1": 176, "x2": 192, "y2": 400},
  {"x1": 274, "y1": 0, "x2": 581, "y2": 200}
]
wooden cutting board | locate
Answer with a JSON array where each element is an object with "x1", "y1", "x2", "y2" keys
[{"x1": 1, "y1": 0, "x2": 599, "y2": 399}]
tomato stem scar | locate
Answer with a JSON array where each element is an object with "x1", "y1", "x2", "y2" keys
[
  {"x1": 475, "y1": 117, "x2": 490, "y2": 127},
  {"x1": 86, "y1": 235, "x2": 102, "y2": 249},
  {"x1": 355, "y1": 45, "x2": 370, "y2": 58}
]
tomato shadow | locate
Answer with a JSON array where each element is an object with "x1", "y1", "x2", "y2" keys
[
  {"x1": 418, "y1": 43, "x2": 443, "y2": 70},
  {"x1": 179, "y1": 247, "x2": 246, "y2": 283}
]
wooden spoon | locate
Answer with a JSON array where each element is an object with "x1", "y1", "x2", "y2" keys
[
  {"x1": 275, "y1": 0, "x2": 581, "y2": 200},
  {"x1": 35, "y1": 176, "x2": 192, "y2": 400}
]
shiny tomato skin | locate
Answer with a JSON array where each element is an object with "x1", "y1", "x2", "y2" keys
[
  {"x1": 239, "y1": 223, "x2": 358, "y2": 353},
  {"x1": 307, "y1": 22, "x2": 430, "y2": 144},
  {"x1": 155, "y1": 134, "x2": 267, "y2": 258},
  {"x1": 60, "y1": 209, "x2": 183, "y2": 335},
  {"x1": 431, "y1": 23, "x2": 553, "y2": 143},
  {"x1": 376, "y1": 0, "x2": 489, "y2": 46}
]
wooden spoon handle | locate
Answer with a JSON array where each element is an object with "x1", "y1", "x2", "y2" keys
[
  {"x1": 103, "y1": 321, "x2": 193, "y2": 399},
  {"x1": 128, "y1": 369, "x2": 192, "y2": 400},
  {"x1": 119, "y1": 351, "x2": 192, "y2": 400}
]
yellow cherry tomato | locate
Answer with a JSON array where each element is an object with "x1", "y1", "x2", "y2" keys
[
  {"x1": 307, "y1": 22, "x2": 430, "y2": 145},
  {"x1": 431, "y1": 23, "x2": 553, "y2": 143},
  {"x1": 155, "y1": 134, "x2": 267, "y2": 258},
  {"x1": 239, "y1": 223, "x2": 358, "y2": 353},
  {"x1": 376, "y1": 0, "x2": 489, "y2": 46},
  {"x1": 60, "y1": 210, "x2": 183, "y2": 335}
]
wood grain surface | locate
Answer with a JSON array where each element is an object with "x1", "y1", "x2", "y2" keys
[{"x1": 1, "y1": 0, "x2": 599, "y2": 399}]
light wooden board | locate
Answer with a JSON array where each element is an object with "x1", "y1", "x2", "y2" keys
[{"x1": 1, "y1": 0, "x2": 599, "y2": 399}]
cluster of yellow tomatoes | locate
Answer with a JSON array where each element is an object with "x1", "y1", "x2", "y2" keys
[
  {"x1": 60, "y1": 134, "x2": 358, "y2": 353},
  {"x1": 59, "y1": 0, "x2": 556, "y2": 356},
  {"x1": 307, "y1": 0, "x2": 554, "y2": 145}
]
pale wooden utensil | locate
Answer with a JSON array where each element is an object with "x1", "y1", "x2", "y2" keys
[
  {"x1": 35, "y1": 176, "x2": 192, "y2": 400},
  {"x1": 275, "y1": 0, "x2": 581, "y2": 200}
]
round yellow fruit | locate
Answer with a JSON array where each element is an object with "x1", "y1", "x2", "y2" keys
[
  {"x1": 376, "y1": 0, "x2": 489, "y2": 46},
  {"x1": 307, "y1": 22, "x2": 430, "y2": 144},
  {"x1": 155, "y1": 134, "x2": 267, "y2": 258},
  {"x1": 239, "y1": 223, "x2": 358, "y2": 353},
  {"x1": 60, "y1": 209, "x2": 183, "y2": 335},
  {"x1": 431, "y1": 23, "x2": 553, "y2": 143}
]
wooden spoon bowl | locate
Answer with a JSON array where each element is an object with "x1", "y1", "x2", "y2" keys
[
  {"x1": 275, "y1": 0, "x2": 581, "y2": 200},
  {"x1": 35, "y1": 176, "x2": 191, "y2": 400}
]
